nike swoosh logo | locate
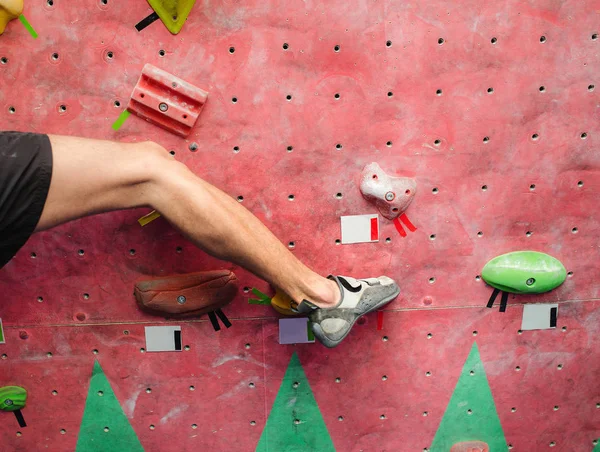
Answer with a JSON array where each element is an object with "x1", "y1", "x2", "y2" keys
[{"x1": 338, "y1": 277, "x2": 362, "y2": 293}]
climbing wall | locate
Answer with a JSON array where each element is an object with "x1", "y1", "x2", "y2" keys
[{"x1": 1, "y1": 0, "x2": 599, "y2": 450}]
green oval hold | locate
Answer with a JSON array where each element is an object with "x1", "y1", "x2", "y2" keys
[
  {"x1": 0, "y1": 386, "x2": 27, "y2": 412},
  {"x1": 481, "y1": 251, "x2": 566, "y2": 294}
]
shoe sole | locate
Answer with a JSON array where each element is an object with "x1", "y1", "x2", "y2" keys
[{"x1": 311, "y1": 285, "x2": 400, "y2": 348}]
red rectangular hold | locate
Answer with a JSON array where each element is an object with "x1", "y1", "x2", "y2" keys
[{"x1": 127, "y1": 64, "x2": 208, "y2": 137}]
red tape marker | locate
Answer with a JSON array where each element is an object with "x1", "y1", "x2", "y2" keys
[
  {"x1": 399, "y1": 213, "x2": 417, "y2": 232},
  {"x1": 371, "y1": 217, "x2": 378, "y2": 241},
  {"x1": 393, "y1": 217, "x2": 407, "y2": 237},
  {"x1": 377, "y1": 311, "x2": 384, "y2": 330}
]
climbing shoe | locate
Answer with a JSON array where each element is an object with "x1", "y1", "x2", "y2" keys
[{"x1": 294, "y1": 275, "x2": 400, "y2": 348}]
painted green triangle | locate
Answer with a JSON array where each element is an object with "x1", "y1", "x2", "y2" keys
[
  {"x1": 430, "y1": 342, "x2": 507, "y2": 451},
  {"x1": 256, "y1": 352, "x2": 335, "y2": 452},
  {"x1": 76, "y1": 361, "x2": 144, "y2": 452}
]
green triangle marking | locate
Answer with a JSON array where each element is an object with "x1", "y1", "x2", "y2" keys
[
  {"x1": 76, "y1": 361, "x2": 144, "y2": 452},
  {"x1": 256, "y1": 352, "x2": 335, "y2": 452},
  {"x1": 430, "y1": 342, "x2": 507, "y2": 451}
]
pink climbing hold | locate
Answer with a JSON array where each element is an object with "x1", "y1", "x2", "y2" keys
[{"x1": 359, "y1": 162, "x2": 417, "y2": 220}]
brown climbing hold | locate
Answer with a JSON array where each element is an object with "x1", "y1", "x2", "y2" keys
[
  {"x1": 359, "y1": 162, "x2": 417, "y2": 220},
  {"x1": 450, "y1": 441, "x2": 490, "y2": 452},
  {"x1": 134, "y1": 270, "x2": 237, "y2": 318},
  {"x1": 0, "y1": 0, "x2": 23, "y2": 35}
]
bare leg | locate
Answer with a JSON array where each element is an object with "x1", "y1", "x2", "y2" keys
[{"x1": 37, "y1": 135, "x2": 340, "y2": 307}]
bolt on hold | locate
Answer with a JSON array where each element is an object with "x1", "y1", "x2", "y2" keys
[
  {"x1": 177, "y1": 295, "x2": 186, "y2": 304},
  {"x1": 159, "y1": 103, "x2": 169, "y2": 112},
  {"x1": 385, "y1": 191, "x2": 396, "y2": 201}
]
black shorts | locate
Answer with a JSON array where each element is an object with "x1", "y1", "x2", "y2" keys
[{"x1": 0, "y1": 132, "x2": 53, "y2": 269}]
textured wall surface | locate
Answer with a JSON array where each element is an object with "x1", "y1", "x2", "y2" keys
[{"x1": 0, "y1": 0, "x2": 598, "y2": 450}]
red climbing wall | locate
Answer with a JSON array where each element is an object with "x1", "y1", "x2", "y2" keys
[{"x1": 0, "y1": 0, "x2": 598, "y2": 450}]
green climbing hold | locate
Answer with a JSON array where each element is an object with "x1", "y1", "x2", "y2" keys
[
  {"x1": 0, "y1": 386, "x2": 27, "y2": 411},
  {"x1": 481, "y1": 251, "x2": 566, "y2": 294},
  {"x1": 256, "y1": 352, "x2": 335, "y2": 452},
  {"x1": 430, "y1": 342, "x2": 507, "y2": 451},
  {"x1": 76, "y1": 361, "x2": 144, "y2": 452}
]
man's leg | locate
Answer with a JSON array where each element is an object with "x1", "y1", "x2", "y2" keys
[{"x1": 37, "y1": 135, "x2": 340, "y2": 308}]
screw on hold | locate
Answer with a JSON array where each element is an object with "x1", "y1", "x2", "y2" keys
[
  {"x1": 385, "y1": 192, "x2": 395, "y2": 202},
  {"x1": 177, "y1": 295, "x2": 186, "y2": 304},
  {"x1": 159, "y1": 103, "x2": 169, "y2": 112},
  {"x1": 5, "y1": 399, "x2": 13, "y2": 406},
  {"x1": 526, "y1": 278, "x2": 535, "y2": 286}
]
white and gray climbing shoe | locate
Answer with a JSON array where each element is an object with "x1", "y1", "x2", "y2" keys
[{"x1": 294, "y1": 275, "x2": 400, "y2": 348}]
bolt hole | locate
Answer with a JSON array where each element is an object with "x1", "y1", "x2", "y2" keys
[
  {"x1": 588, "y1": 84, "x2": 595, "y2": 92},
  {"x1": 30, "y1": 252, "x2": 37, "y2": 258},
  {"x1": 123, "y1": 330, "x2": 129, "y2": 335},
  {"x1": 429, "y1": 277, "x2": 436, "y2": 284},
  {"x1": 526, "y1": 231, "x2": 533, "y2": 237},
  {"x1": 532, "y1": 133, "x2": 539, "y2": 140},
  {"x1": 283, "y1": 43, "x2": 289, "y2": 50},
  {"x1": 237, "y1": 196, "x2": 244, "y2": 202},
  {"x1": 233, "y1": 146, "x2": 240, "y2": 153},
  {"x1": 515, "y1": 366, "x2": 521, "y2": 371},
  {"x1": 232, "y1": 97, "x2": 238, "y2": 103},
  {"x1": 286, "y1": 94, "x2": 292, "y2": 101},
  {"x1": 129, "y1": 249, "x2": 136, "y2": 255},
  {"x1": 288, "y1": 194, "x2": 295, "y2": 201},
  {"x1": 114, "y1": 100, "x2": 121, "y2": 108},
  {"x1": 101, "y1": 0, "x2": 107, "y2": 4},
  {"x1": 336, "y1": 193, "x2": 343, "y2": 199},
  {"x1": 334, "y1": 45, "x2": 340, "y2": 52},
  {"x1": 511, "y1": 407, "x2": 517, "y2": 412},
  {"x1": 59, "y1": 105, "x2": 67, "y2": 112},
  {"x1": 392, "y1": 207, "x2": 399, "y2": 212},
  {"x1": 491, "y1": 37, "x2": 497, "y2": 44},
  {"x1": 387, "y1": 91, "x2": 393, "y2": 97},
  {"x1": 229, "y1": 47, "x2": 235, "y2": 54},
  {"x1": 577, "y1": 180, "x2": 584, "y2": 187},
  {"x1": 334, "y1": 93, "x2": 340, "y2": 99},
  {"x1": 425, "y1": 371, "x2": 431, "y2": 376},
  {"x1": 335, "y1": 239, "x2": 341, "y2": 245},
  {"x1": 438, "y1": 38, "x2": 445, "y2": 45},
  {"x1": 487, "y1": 87, "x2": 494, "y2": 94},
  {"x1": 473, "y1": 330, "x2": 478, "y2": 336},
  {"x1": 481, "y1": 184, "x2": 488, "y2": 191},
  {"x1": 169, "y1": 150, "x2": 175, "y2": 156},
  {"x1": 405, "y1": 189, "x2": 411, "y2": 195},
  {"x1": 176, "y1": 246, "x2": 183, "y2": 253},
  {"x1": 336, "y1": 143, "x2": 342, "y2": 150},
  {"x1": 530, "y1": 184, "x2": 536, "y2": 190},
  {"x1": 385, "y1": 237, "x2": 391, "y2": 243},
  {"x1": 106, "y1": 51, "x2": 113, "y2": 59},
  {"x1": 158, "y1": 49, "x2": 165, "y2": 57},
  {"x1": 477, "y1": 231, "x2": 483, "y2": 237},
  {"x1": 386, "y1": 40, "x2": 392, "y2": 47},
  {"x1": 567, "y1": 271, "x2": 573, "y2": 277},
  {"x1": 51, "y1": 52, "x2": 59, "y2": 61},
  {"x1": 78, "y1": 249, "x2": 85, "y2": 256},
  {"x1": 183, "y1": 114, "x2": 188, "y2": 119},
  {"x1": 571, "y1": 227, "x2": 578, "y2": 233},
  {"x1": 580, "y1": 132, "x2": 588, "y2": 139},
  {"x1": 436, "y1": 89, "x2": 443, "y2": 96},
  {"x1": 592, "y1": 33, "x2": 598, "y2": 40},
  {"x1": 475, "y1": 275, "x2": 481, "y2": 281},
  {"x1": 8, "y1": 106, "x2": 15, "y2": 114},
  {"x1": 286, "y1": 145, "x2": 293, "y2": 152},
  {"x1": 189, "y1": 143, "x2": 198, "y2": 152},
  {"x1": 540, "y1": 35, "x2": 546, "y2": 43},
  {"x1": 0, "y1": 57, "x2": 8, "y2": 64},
  {"x1": 386, "y1": 141, "x2": 392, "y2": 147},
  {"x1": 76, "y1": 313, "x2": 86, "y2": 321},
  {"x1": 539, "y1": 85, "x2": 546, "y2": 92},
  {"x1": 47, "y1": 0, "x2": 54, "y2": 5},
  {"x1": 288, "y1": 242, "x2": 295, "y2": 249},
  {"x1": 432, "y1": 187, "x2": 439, "y2": 194},
  {"x1": 483, "y1": 136, "x2": 490, "y2": 143},
  {"x1": 429, "y1": 234, "x2": 436, "y2": 240},
  {"x1": 434, "y1": 139, "x2": 441, "y2": 146}
]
